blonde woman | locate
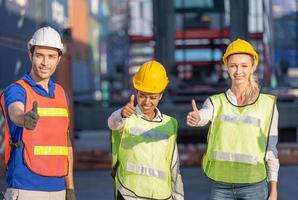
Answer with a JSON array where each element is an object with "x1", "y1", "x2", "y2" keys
[{"x1": 187, "y1": 39, "x2": 279, "y2": 200}]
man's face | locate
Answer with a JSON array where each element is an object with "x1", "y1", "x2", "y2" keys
[{"x1": 29, "y1": 46, "x2": 61, "y2": 81}]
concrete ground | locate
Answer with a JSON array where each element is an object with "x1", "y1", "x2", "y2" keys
[
  {"x1": 74, "y1": 166, "x2": 298, "y2": 200},
  {"x1": 1, "y1": 131, "x2": 298, "y2": 199},
  {"x1": 73, "y1": 131, "x2": 298, "y2": 199},
  {"x1": 1, "y1": 166, "x2": 298, "y2": 200}
]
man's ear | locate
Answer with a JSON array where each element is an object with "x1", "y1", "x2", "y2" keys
[{"x1": 28, "y1": 51, "x2": 33, "y2": 62}]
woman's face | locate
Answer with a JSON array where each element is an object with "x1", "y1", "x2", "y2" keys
[
  {"x1": 226, "y1": 54, "x2": 255, "y2": 86},
  {"x1": 136, "y1": 91, "x2": 162, "y2": 118}
]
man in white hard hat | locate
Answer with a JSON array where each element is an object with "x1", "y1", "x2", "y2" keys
[{"x1": 0, "y1": 26, "x2": 76, "y2": 200}]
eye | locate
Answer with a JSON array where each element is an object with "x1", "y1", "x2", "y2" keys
[
  {"x1": 49, "y1": 55, "x2": 57, "y2": 59},
  {"x1": 150, "y1": 96, "x2": 158, "y2": 100},
  {"x1": 138, "y1": 94, "x2": 145, "y2": 99},
  {"x1": 36, "y1": 54, "x2": 42, "y2": 58}
]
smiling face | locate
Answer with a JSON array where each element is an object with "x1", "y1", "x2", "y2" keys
[
  {"x1": 226, "y1": 53, "x2": 255, "y2": 86},
  {"x1": 29, "y1": 46, "x2": 61, "y2": 83},
  {"x1": 136, "y1": 91, "x2": 163, "y2": 119}
]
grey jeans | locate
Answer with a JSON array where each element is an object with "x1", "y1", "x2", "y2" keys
[{"x1": 4, "y1": 188, "x2": 65, "y2": 200}]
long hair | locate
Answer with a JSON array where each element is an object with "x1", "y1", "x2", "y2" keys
[{"x1": 245, "y1": 61, "x2": 260, "y2": 104}]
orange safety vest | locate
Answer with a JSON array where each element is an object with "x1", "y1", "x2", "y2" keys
[{"x1": 0, "y1": 79, "x2": 69, "y2": 177}]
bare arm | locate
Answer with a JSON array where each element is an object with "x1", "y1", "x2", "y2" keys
[
  {"x1": 65, "y1": 133, "x2": 75, "y2": 189},
  {"x1": 268, "y1": 181, "x2": 277, "y2": 200},
  {"x1": 8, "y1": 101, "x2": 26, "y2": 127}
]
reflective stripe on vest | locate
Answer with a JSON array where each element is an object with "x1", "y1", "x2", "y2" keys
[
  {"x1": 220, "y1": 114, "x2": 261, "y2": 127},
  {"x1": 116, "y1": 114, "x2": 177, "y2": 199},
  {"x1": 34, "y1": 146, "x2": 68, "y2": 155},
  {"x1": 37, "y1": 108, "x2": 68, "y2": 117},
  {"x1": 212, "y1": 151, "x2": 257, "y2": 165},
  {"x1": 202, "y1": 93, "x2": 276, "y2": 184},
  {"x1": 127, "y1": 163, "x2": 166, "y2": 179}
]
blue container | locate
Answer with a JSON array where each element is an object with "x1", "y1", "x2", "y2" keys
[
  {"x1": 0, "y1": 0, "x2": 41, "y2": 40},
  {"x1": 44, "y1": 0, "x2": 68, "y2": 31},
  {"x1": 0, "y1": 46, "x2": 31, "y2": 89}
]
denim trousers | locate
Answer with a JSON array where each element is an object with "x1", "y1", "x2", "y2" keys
[{"x1": 209, "y1": 179, "x2": 268, "y2": 200}]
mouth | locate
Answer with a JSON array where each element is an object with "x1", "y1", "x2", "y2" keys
[
  {"x1": 142, "y1": 106, "x2": 151, "y2": 110},
  {"x1": 234, "y1": 75, "x2": 244, "y2": 80},
  {"x1": 39, "y1": 67, "x2": 49, "y2": 73}
]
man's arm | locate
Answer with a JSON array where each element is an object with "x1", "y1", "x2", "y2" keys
[
  {"x1": 65, "y1": 132, "x2": 76, "y2": 200},
  {"x1": 65, "y1": 133, "x2": 74, "y2": 189},
  {"x1": 8, "y1": 102, "x2": 26, "y2": 127},
  {"x1": 8, "y1": 101, "x2": 39, "y2": 130}
]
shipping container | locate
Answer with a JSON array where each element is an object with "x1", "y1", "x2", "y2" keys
[
  {"x1": 44, "y1": 0, "x2": 68, "y2": 31},
  {"x1": 0, "y1": 45, "x2": 30, "y2": 89},
  {"x1": 72, "y1": 59, "x2": 95, "y2": 101},
  {"x1": 88, "y1": 0, "x2": 101, "y2": 21},
  {"x1": 88, "y1": 16, "x2": 101, "y2": 75},
  {"x1": 69, "y1": 0, "x2": 89, "y2": 61},
  {"x1": 107, "y1": 0, "x2": 129, "y2": 74},
  {"x1": 0, "y1": 0, "x2": 41, "y2": 40},
  {"x1": 0, "y1": 0, "x2": 68, "y2": 39}
]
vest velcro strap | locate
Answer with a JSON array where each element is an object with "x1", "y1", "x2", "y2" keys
[
  {"x1": 212, "y1": 151, "x2": 258, "y2": 165},
  {"x1": 220, "y1": 114, "x2": 261, "y2": 127},
  {"x1": 9, "y1": 140, "x2": 23, "y2": 148},
  {"x1": 37, "y1": 108, "x2": 68, "y2": 117},
  {"x1": 34, "y1": 146, "x2": 68, "y2": 155},
  {"x1": 127, "y1": 163, "x2": 166, "y2": 179}
]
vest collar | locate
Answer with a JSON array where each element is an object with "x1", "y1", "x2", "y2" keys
[{"x1": 135, "y1": 105, "x2": 163, "y2": 122}]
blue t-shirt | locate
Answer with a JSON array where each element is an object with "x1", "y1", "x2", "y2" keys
[{"x1": 3, "y1": 73, "x2": 65, "y2": 191}]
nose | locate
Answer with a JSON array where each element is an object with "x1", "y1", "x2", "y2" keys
[
  {"x1": 144, "y1": 97, "x2": 150, "y2": 104},
  {"x1": 235, "y1": 66, "x2": 241, "y2": 74},
  {"x1": 41, "y1": 56, "x2": 49, "y2": 65}
]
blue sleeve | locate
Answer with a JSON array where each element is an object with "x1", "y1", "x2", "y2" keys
[{"x1": 4, "y1": 83, "x2": 26, "y2": 109}]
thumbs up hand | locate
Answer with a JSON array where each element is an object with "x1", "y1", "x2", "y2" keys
[
  {"x1": 121, "y1": 95, "x2": 135, "y2": 118},
  {"x1": 24, "y1": 101, "x2": 40, "y2": 130},
  {"x1": 187, "y1": 99, "x2": 201, "y2": 127}
]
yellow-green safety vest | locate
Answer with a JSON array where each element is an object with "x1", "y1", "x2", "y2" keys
[
  {"x1": 112, "y1": 113, "x2": 177, "y2": 199},
  {"x1": 202, "y1": 93, "x2": 276, "y2": 184}
]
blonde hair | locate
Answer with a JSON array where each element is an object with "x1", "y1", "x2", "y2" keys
[{"x1": 245, "y1": 62, "x2": 260, "y2": 104}]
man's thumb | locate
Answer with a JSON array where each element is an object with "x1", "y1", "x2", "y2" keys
[
  {"x1": 129, "y1": 95, "x2": 135, "y2": 106},
  {"x1": 192, "y1": 99, "x2": 199, "y2": 111},
  {"x1": 32, "y1": 101, "x2": 38, "y2": 113}
]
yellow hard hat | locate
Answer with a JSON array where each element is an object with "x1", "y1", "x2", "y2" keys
[
  {"x1": 222, "y1": 38, "x2": 258, "y2": 66},
  {"x1": 133, "y1": 60, "x2": 169, "y2": 93}
]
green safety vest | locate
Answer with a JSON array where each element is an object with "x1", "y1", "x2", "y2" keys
[
  {"x1": 112, "y1": 113, "x2": 177, "y2": 199},
  {"x1": 202, "y1": 93, "x2": 276, "y2": 184}
]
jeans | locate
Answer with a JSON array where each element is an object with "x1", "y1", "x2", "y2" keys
[
  {"x1": 4, "y1": 188, "x2": 66, "y2": 200},
  {"x1": 210, "y1": 180, "x2": 268, "y2": 200}
]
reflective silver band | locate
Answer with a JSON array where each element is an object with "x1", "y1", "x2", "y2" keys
[
  {"x1": 220, "y1": 114, "x2": 261, "y2": 127},
  {"x1": 127, "y1": 163, "x2": 166, "y2": 179},
  {"x1": 212, "y1": 151, "x2": 258, "y2": 165}
]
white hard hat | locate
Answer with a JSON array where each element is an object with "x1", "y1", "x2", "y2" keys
[{"x1": 27, "y1": 26, "x2": 64, "y2": 51}]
